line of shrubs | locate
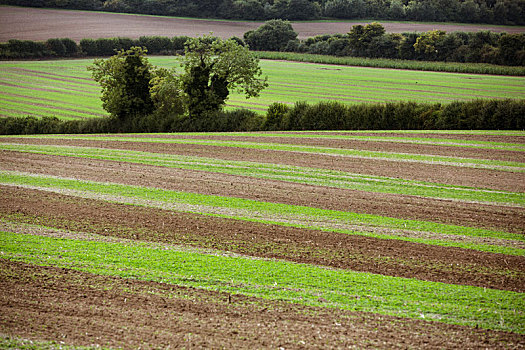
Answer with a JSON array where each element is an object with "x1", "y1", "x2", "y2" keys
[
  {"x1": 245, "y1": 20, "x2": 525, "y2": 66},
  {"x1": 2, "y1": 99, "x2": 523, "y2": 135},
  {"x1": 0, "y1": 36, "x2": 192, "y2": 59},
  {"x1": 3, "y1": 26, "x2": 525, "y2": 67}
]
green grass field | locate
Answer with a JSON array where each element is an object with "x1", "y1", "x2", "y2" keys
[{"x1": 1, "y1": 57, "x2": 524, "y2": 119}]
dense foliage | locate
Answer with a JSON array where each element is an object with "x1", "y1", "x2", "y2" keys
[
  {"x1": 2, "y1": 99, "x2": 523, "y2": 134},
  {"x1": 1, "y1": 0, "x2": 524, "y2": 25},
  {"x1": 180, "y1": 36, "x2": 268, "y2": 118},
  {"x1": 256, "y1": 22, "x2": 525, "y2": 66},
  {"x1": 2, "y1": 24, "x2": 524, "y2": 66}
]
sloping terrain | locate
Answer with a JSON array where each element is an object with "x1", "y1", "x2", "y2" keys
[{"x1": 1, "y1": 131, "x2": 524, "y2": 348}]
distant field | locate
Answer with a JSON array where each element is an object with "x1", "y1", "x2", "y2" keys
[
  {"x1": 0, "y1": 130, "x2": 524, "y2": 347},
  {"x1": 1, "y1": 6, "x2": 524, "y2": 43},
  {"x1": 1, "y1": 57, "x2": 524, "y2": 119}
]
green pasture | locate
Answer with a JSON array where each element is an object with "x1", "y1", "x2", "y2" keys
[
  {"x1": 2, "y1": 143, "x2": 524, "y2": 206},
  {"x1": 1, "y1": 230, "x2": 523, "y2": 333},
  {"x1": 1, "y1": 171, "x2": 522, "y2": 255},
  {"x1": 1, "y1": 57, "x2": 524, "y2": 119}
]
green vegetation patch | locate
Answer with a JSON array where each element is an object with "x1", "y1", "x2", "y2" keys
[
  {"x1": 2, "y1": 143, "x2": 523, "y2": 206},
  {"x1": 2, "y1": 57, "x2": 525, "y2": 119},
  {"x1": 254, "y1": 52, "x2": 525, "y2": 76},
  {"x1": 1, "y1": 171, "x2": 523, "y2": 256},
  {"x1": 1, "y1": 231, "x2": 524, "y2": 333}
]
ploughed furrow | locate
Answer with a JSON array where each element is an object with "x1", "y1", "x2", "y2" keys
[
  {"x1": 2, "y1": 259, "x2": 521, "y2": 350},
  {"x1": 1, "y1": 151, "x2": 523, "y2": 234},
  {"x1": 2, "y1": 137, "x2": 523, "y2": 192},
  {"x1": 276, "y1": 131, "x2": 525, "y2": 144},
  {"x1": 2, "y1": 186, "x2": 523, "y2": 292},
  {"x1": 94, "y1": 135, "x2": 524, "y2": 162}
]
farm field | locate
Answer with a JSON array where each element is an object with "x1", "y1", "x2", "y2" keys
[
  {"x1": 1, "y1": 6, "x2": 524, "y2": 43},
  {"x1": 0, "y1": 130, "x2": 524, "y2": 348},
  {"x1": 1, "y1": 57, "x2": 524, "y2": 119}
]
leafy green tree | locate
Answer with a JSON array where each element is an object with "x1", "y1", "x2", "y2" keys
[
  {"x1": 348, "y1": 22, "x2": 386, "y2": 55},
  {"x1": 180, "y1": 36, "x2": 268, "y2": 118},
  {"x1": 89, "y1": 47, "x2": 154, "y2": 120},
  {"x1": 243, "y1": 19, "x2": 298, "y2": 51},
  {"x1": 413, "y1": 30, "x2": 447, "y2": 59}
]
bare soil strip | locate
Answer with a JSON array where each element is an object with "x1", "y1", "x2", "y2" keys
[
  {"x1": 272, "y1": 132, "x2": 525, "y2": 144},
  {"x1": 1, "y1": 6, "x2": 523, "y2": 43},
  {"x1": 2, "y1": 186, "x2": 523, "y2": 292},
  {"x1": 127, "y1": 134, "x2": 525, "y2": 163},
  {"x1": 2, "y1": 151, "x2": 524, "y2": 233},
  {"x1": 2, "y1": 260, "x2": 523, "y2": 349},
  {"x1": 2, "y1": 136, "x2": 524, "y2": 192}
]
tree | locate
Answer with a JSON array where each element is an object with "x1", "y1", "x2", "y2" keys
[
  {"x1": 88, "y1": 47, "x2": 155, "y2": 120},
  {"x1": 348, "y1": 22, "x2": 386, "y2": 55},
  {"x1": 413, "y1": 30, "x2": 447, "y2": 59},
  {"x1": 243, "y1": 19, "x2": 298, "y2": 51},
  {"x1": 180, "y1": 36, "x2": 268, "y2": 118}
]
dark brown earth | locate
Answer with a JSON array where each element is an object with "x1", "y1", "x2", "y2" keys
[
  {"x1": 2, "y1": 260, "x2": 523, "y2": 349},
  {"x1": 0, "y1": 6, "x2": 524, "y2": 43},
  {"x1": 2, "y1": 150, "x2": 524, "y2": 234},
  {"x1": 2, "y1": 186, "x2": 524, "y2": 292},
  {"x1": 123, "y1": 133, "x2": 525, "y2": 163},
  {"x1": 3, "y1": 137, "x2": 524, "y2": 193}
]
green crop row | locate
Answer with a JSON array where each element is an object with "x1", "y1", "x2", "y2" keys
[
  {"x1": 124, "y1": 131, "x2": 525, "y2": 151},
  {"x1": 254, "y1": 52, "x2": 525, "y2": 76},
  {"x1": 14, "y1": 135, "x2": 524, "y2": 171},
  {"x1": 1, "y1": 171, "x2": 522, "y2": 255},
  {"x1": 2, "y1": 143, "x2": 523, "y2": 206},
  {"x1": 2, "y1": 58, "x2": 525, "y2": 119},
  {"x1": 1, "y1": 231, "x2": 523, "y2": 333}
]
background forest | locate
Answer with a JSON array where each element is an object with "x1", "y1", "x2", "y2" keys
[{"x1": 1, "y1": 0, "x2": 524, "y2": 25}]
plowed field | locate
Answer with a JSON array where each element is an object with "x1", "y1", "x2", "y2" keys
[
  {"x1": 1, "y1": 6, "x2": 524, "y2": 43},
  {"x1": 1, "y1": 130, "x2": 524, "y2": 348}
]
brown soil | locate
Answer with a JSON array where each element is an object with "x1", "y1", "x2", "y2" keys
[
  {"x1": 2, "y1": 260, "x2": 523, "y2": 349},
  {"x1": 2, "y1": 150, "x2": 524, "y2": 234},
  {"x1": 3, "y1": 137, "x2": 524, "y2": 193},
  {"x1": 125, "y1": 133, "x2": 525, "y2": 163},
  {"x1": 0, "y1": 6, "x2": 523, "y2": 43},
  {"x1": 272, "y1": 131, "x2": 525, "y2": 144},
  {"x1": 2, "y1": 186, "x2": 524, "y2": 292}
]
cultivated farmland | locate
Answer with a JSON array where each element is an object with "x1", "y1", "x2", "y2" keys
[
  {"x1": 1, "y1": 57, "x2": 524, "y2": 119},
  {"x1": 0, "y1": 131, "x2": 524, "y2": 348},
  {"x1": 1, "y1": 6, "x2": 524, "y2": 43}
]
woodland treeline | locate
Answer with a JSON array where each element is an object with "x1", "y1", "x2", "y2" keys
[
  {"x1": 2, "y1": 22, "x2": 524, "y2": 66},
  {"x1": 1, "y1": 0, "x2": 524, "y2": 25}
]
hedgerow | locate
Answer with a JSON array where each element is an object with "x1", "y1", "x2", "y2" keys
[{"x1": 1, "y1": 99, "x2": 523, "y2": 134}]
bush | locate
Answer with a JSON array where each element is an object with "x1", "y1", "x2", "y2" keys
[{"x1": 244, "y1": 19, "x2": 298, "y2": 51}]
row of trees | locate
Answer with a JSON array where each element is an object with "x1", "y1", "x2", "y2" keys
[
  {"x1": 2, "y1": 0, "x2": 525, "y2": 24},
  {"x1": 2, "y1": 22, "x2": 525, "y2": 66},
  {"x1": 0, "y1": 36, "x2": 192, "y2": 59},
  {"x1": 246, "y1": 20, "x2": 525, "y2": 66}
]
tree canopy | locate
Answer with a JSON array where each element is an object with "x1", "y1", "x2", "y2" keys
[
  {"x1": 180, "y1": 36, "x2": 268, "y2": 118},
  {"x1": 88, "y1": 47, "x2": 154, "y2": 120}
]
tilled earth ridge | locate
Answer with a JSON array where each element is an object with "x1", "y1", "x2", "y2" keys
[
  {"x1": 2, "y1": 151, "x2": 524, "y2": 234},
  {"x1": 238, "y1": 132, "x2": 525, "y2": 144},
  {"x1": 1, "y1": 260, "x2": 524, "y2": 349},
  {"x1": 2, "y1": 137, "x2": 523, "y2": 192},
  {"x1": 2, "y1": 186, "x2": 524, "y2": 292},
  {"x1": 112, "y1": 134, "x2": 525, "y2": 163}
]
